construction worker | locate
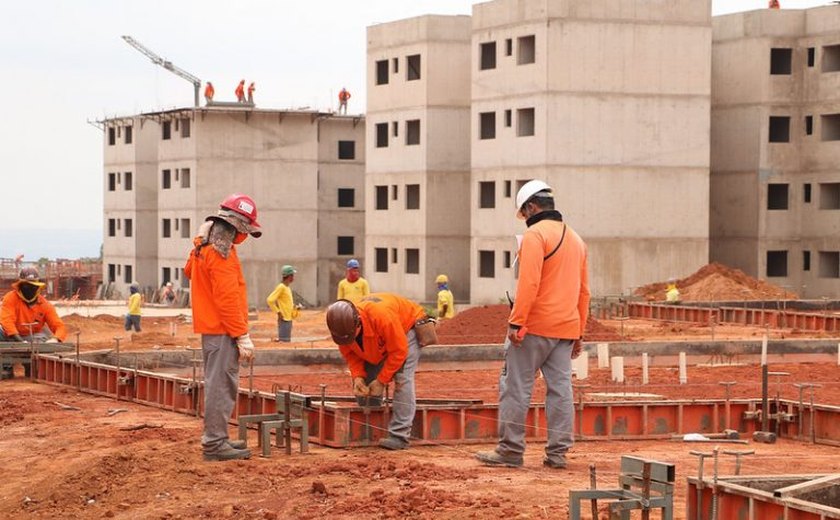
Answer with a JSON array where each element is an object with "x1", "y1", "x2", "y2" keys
[
  {"x1": 184, "y1": 193, "x2": 262, "y2": 461},
  {"x1": 161, "y1": 281, "x2": 176, "y2": 306},
  {"x1": 247, "y1": 81, "x2": 255, "y2": 104},
  {"x1": 266, "y1": 265, "x2": 300, "y2": 342},
  {"x1": 336, "y1": 258, "x2": 370, "y2": 303},
  {"x1": 235, "y1": 80, "x2": 246, "y2": 103},
  {"x1": 338, "y1": 87, "x2": 351, "y2": 114},
  {"x1": 665, "y1": 277, "x2": 681, "y2": 303},
  {"x1": 0, "y1": 267, "x2": 67, "y2": 379},
  {"x1": 124, "y1": 282, "x2": 142, "y2": 332},
  {"x1": 435, "y1": 274, "x2": 455, "y2": 319},
  {"x1": 204, "y1": 82, "x2": 215, "y2": 104},
  {"x1": 326, "y1": 293, "x2": 427, "y2": 450},
  {"x1": 476, "y1": 180, "x2": 590, "y2": 469},
  {"x1": 769, "y1": 0, "x2": 780, "y2": 9}
]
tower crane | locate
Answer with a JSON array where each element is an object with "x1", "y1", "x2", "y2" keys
[{"x1": 121, "y1": 35, "x2": 201, "y2": 108}]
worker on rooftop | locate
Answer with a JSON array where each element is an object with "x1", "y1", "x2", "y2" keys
[
  {"x1": 0, "y1": 267, "x2": 67, "y2": 379},
  {"x1": 338, "y1": 87, "x2": 351, "y2": 114},
  {"x1": 247, "y1": 81, "x2": 255, "y2": 104},
  {"x1": 336, "y1": 258, "x2": 369, "y2": 303},
  {"x1": 476, "y1": 179, "x2": 590, "y2": 470},
  {"x1": 266, "y1": 265, "x2": 300, "y2": 342},
  {"x1": 769, "y1": 0, "x2": 780, "y2": 8},
  {"x1": 184, "y1": 193, "x2": 262, "y2": 462},
  {"x1": 204, "y1": 82, "x2": 214, "y2": 105},
  {"x1": 235, "y1": 80, "x2": 246, "y2": 103},
  {"x1": 435, "y1": 274, "x2": 455, "y2": 319},
  {"x1": 326, "y1": 294, "x2": 435, "y2": 450}
]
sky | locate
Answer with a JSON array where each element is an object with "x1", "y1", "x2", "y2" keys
[{"x1": 0, "y1": 0, "x2": 832, "y2": 257}]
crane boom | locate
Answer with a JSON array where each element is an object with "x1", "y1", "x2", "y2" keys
[{"x1": 121, "y1": 35, "x2": 201, "y2": 108}]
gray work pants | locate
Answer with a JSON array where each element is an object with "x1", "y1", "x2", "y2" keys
[
  {"x1": 497, "y1": 334, "x2": 574, "y2": 459},
  {"x1": 360, "y1": 329, "x2": 420, "y2": 442},
  {"x1": 277, "y1": 319, "x2": 292, "y2": 342},
  {"x1": 201, "y1": 334, "x2": 240, "y2": 453}
]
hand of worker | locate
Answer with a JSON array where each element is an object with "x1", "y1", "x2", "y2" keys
[
  {"x1": 352, "y1": 377, "x2": 369, "y2": 397},
  {"x1": 236, "y1": 334, "x2": 255, "y2": 363},
  {"x1": 368, "y1": 379, "x2": 385, "y2": 397},
  {"x1": 44, "y1": 338, "x2": 59, "y2": 344},
  {"x1": 507, "y1": 326, "x2": 524, "y2": 347},
  {"x1": 571, "y1": 339, "x2": 583, "y2": 359}
]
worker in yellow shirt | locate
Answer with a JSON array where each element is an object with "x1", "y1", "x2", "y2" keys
[
  {"x1": 435, "y1": 274, "x2": 455, "y2": 319},
  {"x1": 125, "y1": 282, "x2": 142, "y2": 332},
  {"x1": 665, "y1": 277, "x2": 680, "y2": 303},
  {"x1": 267, "y1": 265, "x2": 300, "y2": 342},
  {"x1": 336, "y1": 259, "x2": 370, "y2": 303}
]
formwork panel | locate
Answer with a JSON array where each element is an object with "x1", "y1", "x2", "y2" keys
[
  {"x1": 464, "y1": 407, "x2": 499, "y2": 440},
  {"x1": 426, "y1": 408, "x2": 466, "y2": 441},
  {"x1": 608, "y1": 405, "x2": 644, "y2": 436},
  {"x1": 681, "y1": 404, "x2": 715, "y2": 433},
  {"x1": 648, "y1": 404, "x2": 678, "y2": 435}
]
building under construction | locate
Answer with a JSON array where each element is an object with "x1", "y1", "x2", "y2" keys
[{"x1": 0, "y1": 258, "x2": 101, "y2": 300}]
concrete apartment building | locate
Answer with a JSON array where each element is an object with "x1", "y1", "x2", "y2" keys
[
  {"x1": 711, "y1": 6, "x2": 840, "y2": 299},
  {"x1": 469, "y1": 0, "x2": 713, "y2": 302},
  {"x1": 102, "y1": 107, "x2": 365, "y2": 307},
  {"x1": 365, "y1": 15, "x2": 473, "y2": 303}
]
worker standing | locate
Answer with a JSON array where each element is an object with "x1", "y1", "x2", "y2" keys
[
  {"x1": 184, "y1": 193, "x2": 262, "y2": 462},
  {"x1": 769, "y1": 0, "x2": 780, "y2": 8},
  {"x1": 235, "y1": 80, "x2": 246, "y2": 103},
  {"x1": 338, "y1": 87, "x2": 351, "y2": 114},
  {"x1": 124, "y1": 282, "x2": 142, "y2": 332},
  {"x1": 435, "y1": 274, "x2": 455, "y2": 319},
  {"x1": 336, "y1": 258, "x2": 370, "y2": 303},
  {"x1": 266, "y1": 265, "x2": 300, "y2": 342},
  {"x1": 326, "y1": 293, "x2": 430, "y2": 450},
  {"x1": 247, "y1": 82, "x2": 255, "y2": 104},
  {"x1": 0, "y1": 267, "x2": 67, "y2": 379},
  {"x1": 476, "y1": 180, "x2": 590, "y2": 469},
  {"x1": 161, "y1": 281, "x2": 176, "y2": 306},
  {"x1": 204, "y1": 82, "x2": 215, "y2": 104}
]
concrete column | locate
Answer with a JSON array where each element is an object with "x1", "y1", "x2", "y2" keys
[
  {"x1": 597, "y1": 343, "x2": 609, "y2": 368},
  {"x1": 572, "y1": 352, "x2": 589, "y2": 380},
  {"x1": 611, "y1": 356, "x2": 624, "y2": 383},
  {"x1": 679, "y1": 352, "x2": 687, "y2": 385},
  {"x1": 642, "y1": 352, "x2": 649, "y2": 385}
]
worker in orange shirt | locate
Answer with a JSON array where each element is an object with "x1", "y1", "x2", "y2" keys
[
  {"x1": 0, "y1": 267, "x2": 67, "y2": 379},
  {"x1": 326, "y1": 293, "x2": 430, "y2": 450},
  {"x1": 235, "y1": 80, "x2": 246, "y2": 103},
  {"x1": 204, "y1": 82, "x2": 215, "y2": 104},
  {"x1": 184, "y1": 193, "x2": 262, "y2": 461},
  {"x1": 476, "y1": 180, "x2": 590, "y2": 470},
  {"x1": 769, "y1": 0, "x2": 780, "y2": 8},
  {"x1": 338, "y1": 87, "x2": 351, "y2": 114},
  {"x1": 247, "y1": 82, "x2": 255, "y2": 104}
]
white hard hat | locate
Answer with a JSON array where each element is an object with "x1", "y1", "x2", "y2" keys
[{"x1": 515, "y1": 180, "x2": 553, "y2": 219}]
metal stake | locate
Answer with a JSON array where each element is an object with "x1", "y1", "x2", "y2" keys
[
  {"x1": 690, "y1": 450, "x2": 712, "y2": 520},
  {"x1": 722, "y1": 450, "x2": 754, "y2": 476},
  {"x1": 589, "y1": 464, "x2": 598, "y2": 519},
  {"x1": 719, "y1": 381, "x2": 736, "y2": 431},
  {"x1": 75, "y1": 331, "x2": 81, "y2": 390},
  {"x1": 113, "y1": 336, "x2": 121, "y2": 401}
]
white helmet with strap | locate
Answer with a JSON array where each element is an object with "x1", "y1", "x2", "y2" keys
[{"x1": 515, "y1": 180, "x2": 553, "y2": 219}]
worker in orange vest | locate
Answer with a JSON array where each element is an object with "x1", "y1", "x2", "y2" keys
[
  {"x1": 338, "y1": 87, "x2": 351, "y2": 114},
  {"x1": 235, "y1": 80, "x2": 246, "y2": 103},
  {"x1": 247, "y1": 82, "x2": 255, "y2": 104},
  {"x1": 204, "y1": 82, "x2": 215, "y2": 104},
  {"x1": 768, "y1": 0, "x2": 780, "y2": 8}
]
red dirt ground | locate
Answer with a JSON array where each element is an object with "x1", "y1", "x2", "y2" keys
[{"x1": 635, "y1": 262, "x2": 798, "y2": 301}]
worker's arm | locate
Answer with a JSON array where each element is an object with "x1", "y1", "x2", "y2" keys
[
  {"x1": 361, "y1": 279, "x2": 370, "y2": 297},
  {"x1": 338, "y1": 344, "x2": 366, "y2": 379},
  {"x1": 42, "y1": 301, "x2": 67, "y2": 342},
  {"x1": 277, "y1": 286, "x2": 293, "y2": 321},
  {"x1": 266, "y1": 284, "x2": 283, "y2": 314},
  {"x1": 337, "y1": 280, "x2": 345, "y2": 301},
  {"x1": 206, "y1": 250, "x2": 249, "y2": 338},
  {"x1": 370, "y1": 308, "x2": 408, "y2": 384},
  {"x1": 508, "y1": 230, "x2": 544, "y2": 328},
  {"x1": 0, "y1": 292, "x2": 20, "y2": 337},
  {"x1": 577, "y1": 249, "x2": 591, "y2": 337}
]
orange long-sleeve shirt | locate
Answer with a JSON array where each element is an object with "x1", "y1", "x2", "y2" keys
[
  {"x1": 0, "y1": 285, "x2": 67, "y2": 341},
  {"x1": 184, "y1": 237, "x2": 249, "y2": 338},
  {"x1": 337, "y1": 293, "x2": 425, "y2": 384},
  {"x1": 509, "y1": 217, "x2": 590, "y2": 339}
]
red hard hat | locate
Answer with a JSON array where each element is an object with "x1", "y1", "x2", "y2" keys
[{"x1": 216, "y1": 193, "x2": 262, "y2": 237}]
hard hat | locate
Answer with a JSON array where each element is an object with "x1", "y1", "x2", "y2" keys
[
  {"x1": 281, "y1": 265, "x2": 296, "y2": 277},
  {"x1": 166, "y1": 282, "x2": 173, "y2": 287},
  {"x1": 18, "y1": 267, "x2": 45, "y2": 287},
  {"x1": 515, "y1": 180, "x2": 553, "y2": 219},
  {"x1": 435, "y1": 274, "x2": 448, "y2": 284},
  {"x1": 130, "y1": 281, "x2": 139, "y2": 289},
  {"x1": 346, "y1": 259, "x2": 360, "y2": 269},
  {"x1": 214, "y1": 193, "x2": 262, "y2": 237},
  {"x1": 326, "y1": 300, "x2": 359, "y2": 345}
]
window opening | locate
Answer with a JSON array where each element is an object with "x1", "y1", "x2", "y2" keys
[{"x1": 480, "y1": 41, "x2": 497, "y2": 70}]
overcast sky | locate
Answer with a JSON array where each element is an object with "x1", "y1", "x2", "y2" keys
[{"x1": 0, "y1": 0, "x2": 831, "y2": 240}]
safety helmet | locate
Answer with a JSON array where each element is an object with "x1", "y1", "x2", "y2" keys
[
  {"x1": 281, "y1": 265, "x2": 296, "y2": 277},
  {"x1": 166, "y1": 282, "x2": 173, "y2": 287},
  {"x1": 326, "y1": 299, "x2": 359, "y2": 345},
  {"x1": 435, "y1": 274, "x2": 448, "y2": 284},
  {"x1": 346, "y1": 259, "x2": 360, "y2": 269},
  {"x1": 213, "y1": 193, "x2": 262, "y2": 238},
  {"x1": 515, "y1": 180, "x2": 553, "y2": 219},
  {"x1": 19, "y1": 267, "x2": 45, "y2": 287}
]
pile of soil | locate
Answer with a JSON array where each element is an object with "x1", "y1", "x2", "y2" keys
[
  {"x1": 436, "y1": 304, "x2": 621, "y2": 344},
  {"x1": 635, "y1": 262, "x2": 797, "y2": 302}
]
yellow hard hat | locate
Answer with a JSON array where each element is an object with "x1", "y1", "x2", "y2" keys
[{"x1": 435, "y1": 274, "x2": 448, "y2": 284}]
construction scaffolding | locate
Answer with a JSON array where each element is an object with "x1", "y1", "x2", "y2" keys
[{"x1": 0, "y1": 258, "x2": 102, "y2": 300}]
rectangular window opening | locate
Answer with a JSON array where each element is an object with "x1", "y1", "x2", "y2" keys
[
  {"x1": 162, "y1": 219, "x2": 171, "y2": 238},
  {"x1": 503, "y1": 251, "x2": 512, "y2": 269},
  {"x1": 376, "y1": 60, "x2": 389, "y2": 85},
  {"x1": 806, "y1": 115, "x2": 814, "y2": 135},
  {"x1": 406, "y1": 184, "x2": 420, "y2": 210},
  {"x1": 124, "y1": 265, "x2": 133, "y2": 284},
  {"x1": 808, "y1": 47, "x2": 815, "y2": 67},
  {"x1": 180, "y1": 168, "x2": 191, "y2": 188},
  {"x1": 803, "y1": 250, "x2": 811, "y2": 272},
  {"x1": 375, "y1": 248, "x2": 388, "y2": 272},
  {"x1": 479, "y1": 181, "x2": 496, "y2": 209},
  {"x1": 821, "y1": 114, "x2": 840, "y2": 141},
  {"x1": 108, "y1": 127, "x2": 116, "y2": 146},
  {"x1": 337, "y1": 236, "x2": 355, "y2": 255},
  {"x1": 392, "y1": 57, "x2": 399, "y2": 74},
  {"x1": 766, "y1": 250, "x2": 788, "y2": 277},
  {"x1": 108, "y1": 173, "x2": 116, "y2": 192},
  {"x1": 375, "y1": 123, "x2": 388, "y2": 148},
  {"x1": 162, "y1": 121, "x2": 171, "y2": 140},
  {"x1": 406, "y1": 119, "x2": 420, "y2": 145},
  {"x1": 480, "y1": 112, "x2": 496, "y2": 140},
  {"x1": 819, "y1": 182, "x2": 840, "y2": 209},
  {"x1": 504, "y1": 109, "x2": 512, "y2": 128},
  {"x1": 338, "y1": 140, "x2": 356, "y2": 159},
  {"x1": 108, "y1": 219, "x2": 117, "y2": 237},
  {"x1": 517, "y1": 35, "x2": 536, "y2": 65},
  {"x1": 480, "y1": 41, "x2": 497, "y2": 70},
  {"x1": 391, "y1": 185, "x2": 398, "y2": 201},
  {"x1": 180, "y1": 118, "x2": 190, "y2": 138},
  {"x1": 517, "y1": 108, "x2": 535, "y2": 137},
  {"x1": 162, "y1": 169, "x2": 171, "y2": 189},
  {"x1": 769, "y1": 116, "x2": 790, "y2": 143},
  {"x1": 479, "y1": 250, "x2": 495, "y2": 278},
  {"x1": 180, "y1": 218, "x2": 190, "y2": 238},
  {"x1": 767, "y1": 183, "x2": 789, "y2": 210},
  {"x1": 375, "y1": 185, "x2": 388, "y2": 210},
  {"x1": 162, "y1": 267, "x2": 171, "y2": 285},
  {"x1": 108, "y1": 264, "x2": 116, "y2": 283},
  {"x1": 407, "y1": 54, "x2": 421, "y2": 81},
  {"x1": 125, "y1": 171, "x2": 133, "y2": 191},
  {"x1": 822, "y1": 44, "x2": 840, "y2": 73},
  {"x1": 770, "y1": 48, "x2": 792, "y2": 75},
  {"x1": 338, "y1": 188, "x2": 355, "y2": 208},
  {"x1": 125, "y1": 219, "x2": 133, "y2": 237},
  {"x1": 819, "y1": 251, "x2": 840, "y2": 278},
  {"x1": 124, "y1": 126, "x2": 133, "y2": 144},
  {"x1": 392, "y1": 121, "x2": 398, "y2": 138},
  {"x1": 504, "y1": 180, "x2": 512, "y2": 198},
  {"x1": 804, "y1": 183, "x2": 812, "y2": 203},
  {"x1": 391, "y1": 248, "x2": 398, "y2": 264},
  {"x1": 505, "y1": 38, "x2": 512, "y2": 57},
  {"x1": 406, "y1": 248, "x2": 419, "y2": 274}
]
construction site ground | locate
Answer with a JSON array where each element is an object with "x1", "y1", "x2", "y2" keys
[{"x1": 3, "y1": 303, "x2": 840, "y2": 518}]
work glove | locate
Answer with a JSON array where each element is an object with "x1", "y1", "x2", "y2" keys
[
  {"x1": 507, "y1": 325, "x2": 526, "y2": 347},
  {"x1": 571, "y1": 339, "x2": 583, "y2": 360},
  {"x1": 44, "y1": 338, "x2": 59, "y2": 344},
  {"x1": 352, "y1": 377, "x2": 369, "y2": 397},
  {"x1": 236, "y1": 334, "x2": 255, "y2": 363},
  {"x1": 368, "y1": 379, "x2": 385, "y2": 397}
]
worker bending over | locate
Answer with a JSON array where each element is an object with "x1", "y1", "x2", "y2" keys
[
  {"x1": 336, "y1": 258, "x2": 370, "y2": 303},
  {"x1": 435, "y1": 274, "x2": 455, "y2": 319},
  {"x1": 266, "y1": 265, "x2": 300, "y2": 342}
]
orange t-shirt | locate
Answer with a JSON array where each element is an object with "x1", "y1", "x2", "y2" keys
[
  {"x1": 0, "y1": 286, "x2": 67, "y2": 341},
  {"x1": 184, "y1": 239, "x2": 249, "y2": 337}
]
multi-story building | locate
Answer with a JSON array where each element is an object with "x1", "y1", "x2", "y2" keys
[
  {"x1": 102, "y1": 107, "x2": 365, "y2": 307},
  {"x1": 365, "y1": 15, "x2": 473, "y2": 303},
  {"x1": 711, "y1": 6, "x2": 840, "y2": 299},
  {"x1": 469, "y1": 0, "x2": 713, "y2": 302}
]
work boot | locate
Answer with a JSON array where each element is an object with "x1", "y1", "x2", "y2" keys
[
  {"x1": 542, "y1": 455, "x2": 567, "y2": 469},
  {"x1": 202, "y1": 446, "x2": 251, "y2": 462},
  {"x1": 227, "y1": 439, "x2": 247, "y2": 450},
  {"x1": 378, "y1": 436, "x2": 409, "y2": 450},
  {"x1": 475, "y1": 450, "x2": 523, "y2": 468}
]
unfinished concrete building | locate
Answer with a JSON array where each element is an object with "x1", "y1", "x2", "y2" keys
[
  {"x1": 365, "y1": 15, "x2": 472, "y2": 303},
  {"x1": 102, "y1": 108, "x2": 365, "y2": 307},
  {"x1": 468, "y1": 0, "x2": 712, "y2": 302},
  {"x1": 711, "y1": 6, "x2": 840, "y2": 299}
]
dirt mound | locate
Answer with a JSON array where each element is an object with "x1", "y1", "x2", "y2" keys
[{"x1": 635, "y1": 262, "x2": 796, "y2": 302}]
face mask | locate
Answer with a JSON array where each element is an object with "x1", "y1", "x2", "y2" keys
[
  {"x1": 19, "y1": 283, "x2": 41, "y2": 303},
  {"x1": 233, "y1": 232, "x2": 248, "y2": 245},
  {"x1": 346, "y1": 269, "x2": 360, "y2": 283}
]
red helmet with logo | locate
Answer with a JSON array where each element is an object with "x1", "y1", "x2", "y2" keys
[{"x1": 216, "y1": 193, "x2": 262, "y2": 237}]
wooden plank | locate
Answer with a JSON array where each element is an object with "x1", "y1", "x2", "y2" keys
[{"x1": 773, "y1": 474, "x2": 840, "y2": 498}]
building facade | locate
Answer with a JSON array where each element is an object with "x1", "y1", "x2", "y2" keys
[{"x1": 711, "y1": 6, "x2": 840, "y2": 299}]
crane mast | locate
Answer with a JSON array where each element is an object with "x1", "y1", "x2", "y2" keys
[{"x1": 121, "y1": 35, "x2": 201, "y2": 108}]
